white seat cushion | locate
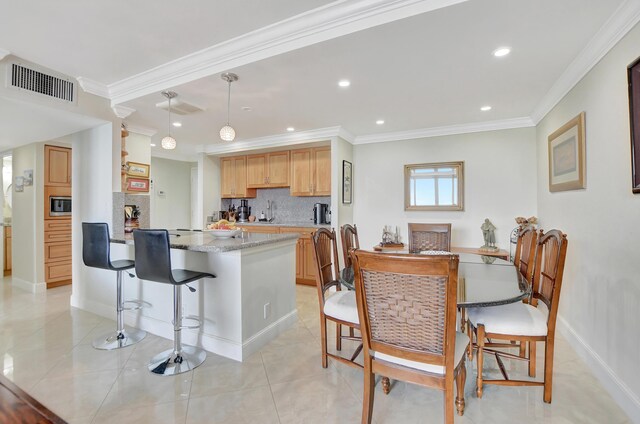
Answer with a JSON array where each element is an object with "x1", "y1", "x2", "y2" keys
[
  {"x1": 324, "y1": 290, "x2": 359, "y2": 324},
  {"x1": 467, "y1": 303, "x2": 548, "y2": 336},
  {"x1": 373, "y1": 332, "x2": 469, "y2": 375}
]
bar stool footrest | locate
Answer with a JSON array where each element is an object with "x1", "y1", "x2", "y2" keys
[
  {"x1": 177, "y1": 315, "x2": 202, "y2": 330},
  {"x1": 122, "y1": 300, "x2": 152, "y2": 311}
]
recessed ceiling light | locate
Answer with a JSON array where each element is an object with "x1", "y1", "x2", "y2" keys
[
  {"x1": 338, "y1": 80, "x2": 351, "y2": 88},
  {"x1": 150, "y1": 143, "x2": 157, "y2": 147},
  {"x1": 241, "y1": 106, "x2": 252, "y2": 112},
  {"x1": 376, "y1": 120, "x2": 385, "y2": 125},
  {"x1": 172, "y1": 122, "x2": 182, "y2": 127},
  {"x1": 493, "y1": 47, "x2": 511, "y2": 57},
  {"x1": 286, "y1": 127, "x2": 295, "y2": 132},
  {"x1": 480, "y1": 106, "x2": 492, "y2": 111}
]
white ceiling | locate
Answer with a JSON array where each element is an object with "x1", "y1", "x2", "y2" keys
[{"x1": 0, "y1": 0, "x2": 632, "y2": 156}]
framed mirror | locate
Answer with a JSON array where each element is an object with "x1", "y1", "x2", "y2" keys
[{"x1": 404, "y1": 161, "x2": 464, "y2": 211}]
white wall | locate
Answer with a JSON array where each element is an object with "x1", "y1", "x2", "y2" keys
[
  {"x1": 353, "y1": 127, "x2": 537, "y2": 251},
  {"x1": 126, "y1": 132, "x2": 151, "y2": 166},
  {"x1": 198, "y1": 153, "x2": 221, "y2": 228},
  {"x1": 535, "y1": 21, "x2": 640, "y2": 421},
  {"x1": 332, "y1": 136, "x2": 354, "y2": 267},
  {"x1": 149, "y1": 157, "x2": 194, "y2": 229}
]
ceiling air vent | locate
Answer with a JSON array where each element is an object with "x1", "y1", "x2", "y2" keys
[
  {"x1": 8, "y1": 62, "x2": 76, "y2": 103},
  {"x1": 155, "y1": 98, "x2": 204, "y2": 115}
]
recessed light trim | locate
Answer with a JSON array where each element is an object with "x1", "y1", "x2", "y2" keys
[
  {"x1": 480, "y1": 105, "x2": 492, "y2": 111},
  {"x1": 338, "y1": 80, "x2": 351, "y2": 87},
  {"x1": 376, "y1": 120, "x2": 385, "y2": 125},
  {"x1": 286, "y1": 127, "x2": 295, "y2": 132},
  {"x1": 493, "y1": 47, "x2": 511, "y2": 57},
  {"x1": 241, "y1": 106, "x2": 252, "y2": 112},
  {"x1": 150, "y1": 143, "x2": 156, "y2": 147},
  {"x1": 172, "y1": 122, "x2": 182, "y2": 127}
]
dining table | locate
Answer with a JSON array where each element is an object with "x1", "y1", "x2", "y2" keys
[{"x1": 340, "y1": 251, "x2": 530, "y2": 309}]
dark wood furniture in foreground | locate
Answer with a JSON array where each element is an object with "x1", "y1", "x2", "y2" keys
[
  {"x1": 351, "y1": 250, "x2": 467, "y2": 424},
  {"x1": 467, "y1": 229, "x2": 568, "y2": 403},
  {"x1": 340, "y1": 224, "x2": 359, "y2": 269},
  {"x1": 311, "y1": 228, "x2": 362, "y2": 369},
  {"x1": 408, "y1": 223, "x2": 452, "y2": 253},
  {"x1": 0, "y1": 374, "x2": 66, "y2": 424}
]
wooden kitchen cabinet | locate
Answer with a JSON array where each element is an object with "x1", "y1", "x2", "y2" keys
[
  {"x1": 237, "y1": 225, "x2": 279, "y2": 234},
  {"x1": 290, "y1": 147, "x2": 331, "y2": 196},
  {"x1": 221, "y1": 156, "x2": 256, "y2": 199},
  {"x1": 44, "y1": 145, "x2": 71, "y2": 187},
  {"x1": 44, "y1": 217, "x2": 71, "y2": 287},
  {"x1": 280, "y1": 227, "x2": 318, "y2": 285},
  {"x1": 246, "y1": 151, "x2": 290, "y2": 188}
]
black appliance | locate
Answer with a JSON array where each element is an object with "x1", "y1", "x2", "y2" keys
[
  {"x1": 313, "y1": 203, "x2": 330, "y2": 225},
  {"x1": 50, "y1": 196, "x2": 72, "y2": 217},
  {"x1": 237, "y1": 199, "x2": 251, "y2": 223}
]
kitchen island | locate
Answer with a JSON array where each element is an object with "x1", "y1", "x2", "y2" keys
[{"x1": 102, "y1": 230, "x2": 298, "y2": 361}]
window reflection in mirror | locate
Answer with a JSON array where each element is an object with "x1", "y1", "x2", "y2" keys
[{"x1": 404, "y1": 161, "x2": 464, "y2": 211}]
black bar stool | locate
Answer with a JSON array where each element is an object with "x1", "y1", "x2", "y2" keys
[
  {"x1": 133, "y1": 229, "x2": 215, "y2": 376},
  {"x1": 82, "y1": 222, "x2": 147, "y2": 349}
]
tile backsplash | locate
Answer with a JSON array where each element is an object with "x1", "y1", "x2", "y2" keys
[
  {"x1": 112, "y1": 192, "x2": 150, "y2": 234},
  {"x1": 221, "y1": 188, "x2": 330, "y2": 223}
]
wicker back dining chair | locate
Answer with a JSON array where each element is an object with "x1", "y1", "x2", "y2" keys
[
  {"x1": 340, "y1": 224, "x2": 360, "y2": 269},
  {"x1": 351, "y1": 250, "x2": 467, "y2": 424},
  {"x1": 513, "y1": 226, "x2": 538, "y2": 283},
  {"x1": 467, "y1": 229, "x2": 568, "y2": 403},
  {"x1": 408, "y1": 223, "x2": 452, "y2": 253},
  {"x1": 311, "y1": 228, "x2": 362, "y2": 369}
]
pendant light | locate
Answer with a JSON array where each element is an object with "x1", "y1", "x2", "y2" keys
[
  {"x1": 161, "y1": 91, "x2": 177, "y2": 150},
  {"x1": 220, "y1": 73, "x2": 238, "y2": 142}
]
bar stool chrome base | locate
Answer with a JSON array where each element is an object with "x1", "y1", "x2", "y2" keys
[
  {"x1": 148, "y1": 346, "x2": 206, "y2": 376},
  {"x1": 93, "y1": 328, "x2": 147, "y2": 350}
]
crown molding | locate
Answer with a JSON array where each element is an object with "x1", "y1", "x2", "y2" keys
[
  {"x1": 203, "y1": 126, "x2": 342, "y2": 155},
  {"x1": 530, "y1": 0, "x2": 640, "y2": 124},
  {"x1": 112, "y1": 105, "x2": 136, "y2": 119},
  {"x1": 109, "y1": 0, "x2": 467, "y2": 105},
  {"x1": 151, "y1": 148, "x2": 198, "y2": 163},
  {"x1": 0, "y1": 48, "x2": 10, "y2": 61},
  {"x1": 77, "y1": 77, "x2": 110, "y2": 99},
  {"x1": 352, "y1": 117, "x2": 535, "y2": 145},
  {"x1": 337, "y1": 127, "x2": 356, "y2": 144},
  {"x1": 126, "y1": 123, "x2": 157, "y2": 137}
]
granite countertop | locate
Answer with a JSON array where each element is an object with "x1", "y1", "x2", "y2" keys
[
  {"x1": 111, "y1": 230, "x2": 299, "y2": 253},
  {"x1": 234, "y1": 221, "x2": 332, "y2": 229}
]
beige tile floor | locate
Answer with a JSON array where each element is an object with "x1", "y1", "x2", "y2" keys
[{"x1": 0, "y1": 279, "x2": 630, "y2": 424}]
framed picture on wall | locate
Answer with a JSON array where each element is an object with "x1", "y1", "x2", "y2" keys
[
  {"x1": 343, "y1": 160, "x2": 352, "y2": 204},
  {"x1": 628, "y1": 57, "x2": 640, "y2": 193},
  {"x1": 126, "y1": 177, "x2": 150, "y2": 192},
  {"x1": 548, "y1": 112, "x2": 586, "y2": 192},
  {"x1": 126, "y1": 161, "x2": 150, "y2": 178}
]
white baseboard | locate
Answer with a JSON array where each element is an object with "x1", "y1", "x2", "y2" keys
[
  {"x1": 11, "y1": 276, "x2": 47, "y2": 293},
  {"x1": 71, "y1": 295, "x2": 298, "y2": 362},
  {"x1": 557, "y1": 315, "x2": 640, "y2": 423}
]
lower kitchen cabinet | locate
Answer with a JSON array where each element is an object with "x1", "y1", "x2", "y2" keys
[{"x1": 44, "y1": 218, "x2": 71, "y2": 288}]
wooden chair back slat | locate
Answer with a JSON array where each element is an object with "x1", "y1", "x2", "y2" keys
[
  {"x1": 514, "y1": 226, "x2": 538, "y2": 282},
  {"x1": 408, "y1": 223, "x2": 452, "y2": 253},
  {"x1": 340, "y1": 224, "x2": 360, "y2": 269},
  {"x1": 312, "y1": 228, "x2": 342, "y2": 304},
  {"x1": 531, "y1": 229, "x2": 568, "y2": 327}
]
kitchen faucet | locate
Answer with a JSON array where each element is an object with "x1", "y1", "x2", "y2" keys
[{"x1": 267, "y1": 200, "x2": 274, "y2": 222}]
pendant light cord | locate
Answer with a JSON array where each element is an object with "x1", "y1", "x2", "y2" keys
[
  {"x1": 226, "y1": 80, "x2": 231, "y2": 125},
  {"x1": 168, "y1": 96, "x2": 172, "y2": 137}
]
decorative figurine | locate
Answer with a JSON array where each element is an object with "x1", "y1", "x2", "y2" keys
[{"x1": 480, "y1": 218, "x2": 498, "y2": 252}]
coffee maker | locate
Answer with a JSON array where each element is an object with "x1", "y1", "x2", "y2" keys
[
  {"x1": 237, "y1": 199, "x2": 251, "y2": 223},
  {"x1": 313, "y1": 203, "x2": 330, "y2": 224}
]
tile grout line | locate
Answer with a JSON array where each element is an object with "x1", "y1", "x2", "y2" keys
[{"x1": 261, "y1": 350, "x2": 283, "y2": 424}]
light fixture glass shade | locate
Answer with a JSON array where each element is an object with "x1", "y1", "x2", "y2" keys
[
  {"x1": 220, "y1": 125, "x2": 236, "y2": 142},
  {"x1": 161, "y1": 136, "x2": 177, "y2": 150}
]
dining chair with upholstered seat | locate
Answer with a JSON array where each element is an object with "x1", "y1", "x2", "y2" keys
[
  {"x1": 311, "y1": 228, "x2": 363, "y2": 369},
  {"x1": 513, "y1": 225, "x2": 538, "y2": 283},
  {"x1": 467, "y1": 229, "x2": 568, "y2": 403},
  {"x1": 408, "y1": 223, "x2": 452, "y2": 253},
  {"x1": 351, "y1": 249, "x2": 468, "y2": 424}
]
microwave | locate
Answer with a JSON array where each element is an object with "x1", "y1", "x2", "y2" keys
[{"x1": 50, "y1": 196, "x2": 71, "y2": 216}]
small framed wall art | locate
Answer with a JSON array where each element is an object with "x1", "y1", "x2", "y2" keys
[
  {"x1": 628, "y1": 57, "x2": 640, "y2": 193},
  {"x1": 126, "y1": 177, "x2": 150, "y2": 192},
  {"x1": 342, "y1": 160, "x2": 352, "y2": 204},
  {"x1": 126, "y1": 161, "x2": 150, "y2": 178},
  {"x1": 548, "y1": 112, "x2": 586, "y2": 192}
]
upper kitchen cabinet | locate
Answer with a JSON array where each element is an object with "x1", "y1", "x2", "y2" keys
[
  {"x1": 221, "y1": 156, "x2": 256, "y2": 199},
  {"x1": 290, "y1": 147, "x2": 331, "y2": 196},
  {"x1": 44, "y1": 145, "x2": 71, "y2": 186},
  {"x1": 246, "y1": 151, "x2": 290, "y2": 188}
]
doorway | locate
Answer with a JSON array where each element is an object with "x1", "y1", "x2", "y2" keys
[{"x1": 2, "y1": 155, "x2": 12, "y2": 276}]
